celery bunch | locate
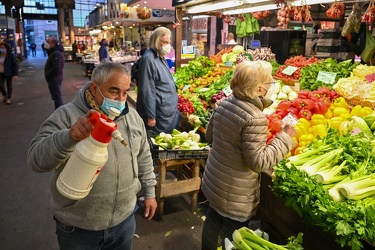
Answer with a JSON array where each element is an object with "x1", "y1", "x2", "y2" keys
[{"x1": 232, "y1": 227, "x2": 303, "y2": 250}]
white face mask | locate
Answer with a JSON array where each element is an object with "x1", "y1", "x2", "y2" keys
[
  {"x1": 263, "y1": 83, "x2": 275, "y2": 99},
  {"x1": 44, "y1": 43, "x2": 50, "y2": 50},
  {"x1": 161, "y1": 44, "x2": 171, "y2": 55}
]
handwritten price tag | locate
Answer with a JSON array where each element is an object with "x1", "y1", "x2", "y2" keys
[
  {"x1": 282, "y1": 66, "x2": 298, "y2": 76},
  {"x1": 282, "y1": 112, "x2": 299, "y2": 127},
  {"x1": 365, "y1": 73, "x2": 375, "y2": 83},
  {"x1": 182, "y1": 85, "x2": 190, "y2": 91},
  {"x1": 222, "y1": 86, "x2": 233, "y2": 96},
  {"x1": 317, "y1": 71, "x2": 337, "y2": 84}
]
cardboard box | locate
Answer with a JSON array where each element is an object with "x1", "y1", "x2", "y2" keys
[
  {"x1": 316, "y1": 52, "x2": 338, "y2": 58},
  {"x1": 337, "y1": 52, "x2": 355, "y2": 60}
]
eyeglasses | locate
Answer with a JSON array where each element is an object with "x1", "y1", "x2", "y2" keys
[{"x1": 261, "y1": 81, "x2": 276, "y2": 91}]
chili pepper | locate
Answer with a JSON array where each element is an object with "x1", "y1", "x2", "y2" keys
[
  {"x1": 297, "y1": 90, "x2": 311, "y2": 99},
  {"x1": 312, "y1": 124, "x2": 327, "y2": 139},
  {"x1": 313, "y1": 101, "x2": 328, "y2": 115},
  {"x1": 298, "y1": 109, "x2": 313, "y2": 120},
  {"x1": 310, "y1": 114, "x2": 326, "y2": 126},
  {"x1": 333, "y1": 97, "x2": 349, "y2": 108}
]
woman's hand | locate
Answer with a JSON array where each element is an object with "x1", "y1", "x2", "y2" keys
[{"x1": 282, "y1": 123, "x2": 297, "y2": 138}]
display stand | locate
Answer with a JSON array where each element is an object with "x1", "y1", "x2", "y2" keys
[{"x1": 155, "y1": 158, "x2": 201, "y2": 221}]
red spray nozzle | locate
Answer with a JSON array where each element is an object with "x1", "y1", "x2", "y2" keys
[{"x1": 89, "y1": 112, "x2": 118, "y2": 143}]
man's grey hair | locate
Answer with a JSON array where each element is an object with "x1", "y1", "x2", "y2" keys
[
  {"x1": 91, "y1": 62, "x2": 130, "y2": 86},
  {"x1": 148, "y1": 27, "x2": 171, "y2": 51}
]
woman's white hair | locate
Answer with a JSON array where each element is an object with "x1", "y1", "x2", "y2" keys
[{"x1": 230, "y1": 60, "x2": 272, "y2": 99}]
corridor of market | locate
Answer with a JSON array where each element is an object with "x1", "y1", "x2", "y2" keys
[{"x1": 0, "y1": 51, "x2": 206, "y2": 250}]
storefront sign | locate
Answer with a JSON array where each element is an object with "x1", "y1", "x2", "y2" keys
[{"x1": 192, "y1": 18, "x2": 208, "y2": 33}]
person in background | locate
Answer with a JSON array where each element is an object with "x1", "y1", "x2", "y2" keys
[
  {"x1": 30, "y1": 42, "x2": 37, "y2": 57},
  {"x1": 82, "y1": 42, "x2": 87, "y2": 51},
  {"x1": 72, "y1": 40, "x2": 78, "y2": 63},
  {"x1": 44, "y1": 37, "x2": 65, "y2": 109},
  {"x1": 0, "y1": 42, "x2": 18, "y2": 104},
  {"x1": 99, "y1": 38, "x2": 110, "y2": 63},
  {"x1": 135, "y1": 27, "x2": 179, "y2": 134},
  {"x1": 41, "y1": 42, "x2": 47, "y2": 57},
  {"x1": 27, "y1": 62, "x2": 157, "y2": 250},
  {"x1": 200, "y1": 60, "x2": 296, "y2": 250},
  {"x1": 226, "y1": 32, "x2": 237, "y2": 44}
]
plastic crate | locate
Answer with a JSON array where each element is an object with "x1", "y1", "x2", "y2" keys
[{"x1": 147, "y1": 131, "x2": 209, "y2": 161}]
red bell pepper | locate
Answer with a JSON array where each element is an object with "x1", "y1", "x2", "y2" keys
[
  {"x1": 310, "y1": 90, "x2": 321, "y2": 101},
  {"x1": 319, "y1": 96, "x2": 331, "y2": 107},
  {"x1": 269, "y1": 119, "x2": 283, "y2": 133},
  {"x1": 286, "y1": 107, "x2": 299, "y2": 116},
  {"x1": 277, "y1": 100, "x2": 292, "y2": 111},
  {"x1": 317, "y1": 86, "x2": 331, "y2": 97},
  {"x1": 275, "y1": 109, "x2": 288, "y2": 118},
  {"x1": 298, "y1": 109, "x2": 313, "y2": 120},
  {"x1": 297, "y1": 90, "x2": 311, "y2": 99},
  {"x1": 330, "y1": 90, "x2": 339, "y2": 100},
  {"x1": 313, "y1": 101, "x2": 328, "y2": 114},
  {"x1": 293, "y1": 98, "x2": 315, "y2": 111}
]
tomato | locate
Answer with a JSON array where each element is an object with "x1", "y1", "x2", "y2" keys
[{"x1": 270, "y1": 119, "x2": 283, "y2": 133}]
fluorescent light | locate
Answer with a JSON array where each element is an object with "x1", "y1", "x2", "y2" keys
[
  {"x1": 192, "y1": 15, "x2": 210, "y2": 19},
  {"x1": 293, "y1": 0, "x2": 334, "y2": 6},
  {"x1": 186, "y1": 0, "x2": 244, "y2": 14},
  {"x1": 244, "y1": 0, "x2": 273, "y2": 3},
  {"x1": 223, "y1": 3, "x2": 277, "y2": 15}
]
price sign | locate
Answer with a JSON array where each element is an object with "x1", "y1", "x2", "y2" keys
[
  {"x1": 282, "y1": 66, "x2": 298, "y2": 76},
  {"x1": 182, "y1": 85, "x2": 190, "y2": 91},
  {"x1": 317, "y1": 71, "x2": 337, "y2": 84},
  {"x1": 365, "y1": 73, "x2": 375, "y2": 83},
  {"x1": 282, "y1": 112, "x2": 299, "y2": 127},
  {"x1": 222, "y1": 86, "x2": 233, "y2": 96}
]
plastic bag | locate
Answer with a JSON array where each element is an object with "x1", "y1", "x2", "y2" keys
[
  {"x1": 342, "y1": 3, "x2": 362, "y2": 37},
  {"x1": 360, "y1": 29, "x2": 375, "y2": 63}
]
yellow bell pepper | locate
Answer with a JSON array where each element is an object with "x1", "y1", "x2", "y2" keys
[
  {"x1": 294, "y1": 147, "x2": 304, "y2": 155},
  {"x1": 333, "y1": 97, "x2": 349, "y2": 108},
  {"x1": 310, "y1": 114, "x2": 326, "y2": 126},
  {"x1": 324, "y1": 108, "x2": 333, "y2": 119},
  {"x1": 298, "y1": 118, "x2": 310, "y2": 129},
  {"x1": 333, "y1": 107, "x2": 350, "y2": 117},
  {"x1": 299, "y1": 134, "x2": 315, "y2": 145},
  {"x1": 329, "y1": 116, "x2": 345, "y2": 130},
  {"x1": 312, "y1": 124, "x2": 327, "y2": 139},
  {"x1": 350, "y1": 105, "x2": 365, "y2": 117},
  {"x1": 363, "y1": 107, "x2": 374, "y2": 116},
  {"x1": 295, "y1": 124, "x2": 308, "y2": 140}
]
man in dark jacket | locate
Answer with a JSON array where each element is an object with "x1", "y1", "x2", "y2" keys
[
  {"x1": 99, "y1": 38, "x2": 110, "y2": 63},
  {"x1": 44, "y1": 37, "x2": 65, "y2": 109}
]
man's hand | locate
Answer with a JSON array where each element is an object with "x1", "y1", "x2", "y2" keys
[
  {"x1": 70, "y1": 110, "x2": 98, "y2": 141},
  {"x1": 143, "y1": 197, "x2": 157, "y2": 220},
  {"x1": 147, "y1": 118, "x2": 156, "y2": 127}
]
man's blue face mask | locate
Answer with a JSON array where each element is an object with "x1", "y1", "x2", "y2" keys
[{"x1": 96, "y1": 85, "x2": 126, "y2": 115}]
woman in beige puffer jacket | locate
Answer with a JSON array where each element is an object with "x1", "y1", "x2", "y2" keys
[{"x1": 201, "y1": 60, "x2": 296, "y2": 250}]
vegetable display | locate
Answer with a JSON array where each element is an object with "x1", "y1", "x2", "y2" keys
[
  {"x1": 272, "y1": 127, "x2": 375, "y2": 250},
  {"x1": 299, "y1": 58, "x2": 357, "y2": 91},
  {"x1": 152, "y1": 129, "x2": 207, "y2": 150}
]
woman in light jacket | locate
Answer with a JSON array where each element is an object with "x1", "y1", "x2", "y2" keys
[{"x1": 201, "y1": 60, "x2": 296, "y2": 250}]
